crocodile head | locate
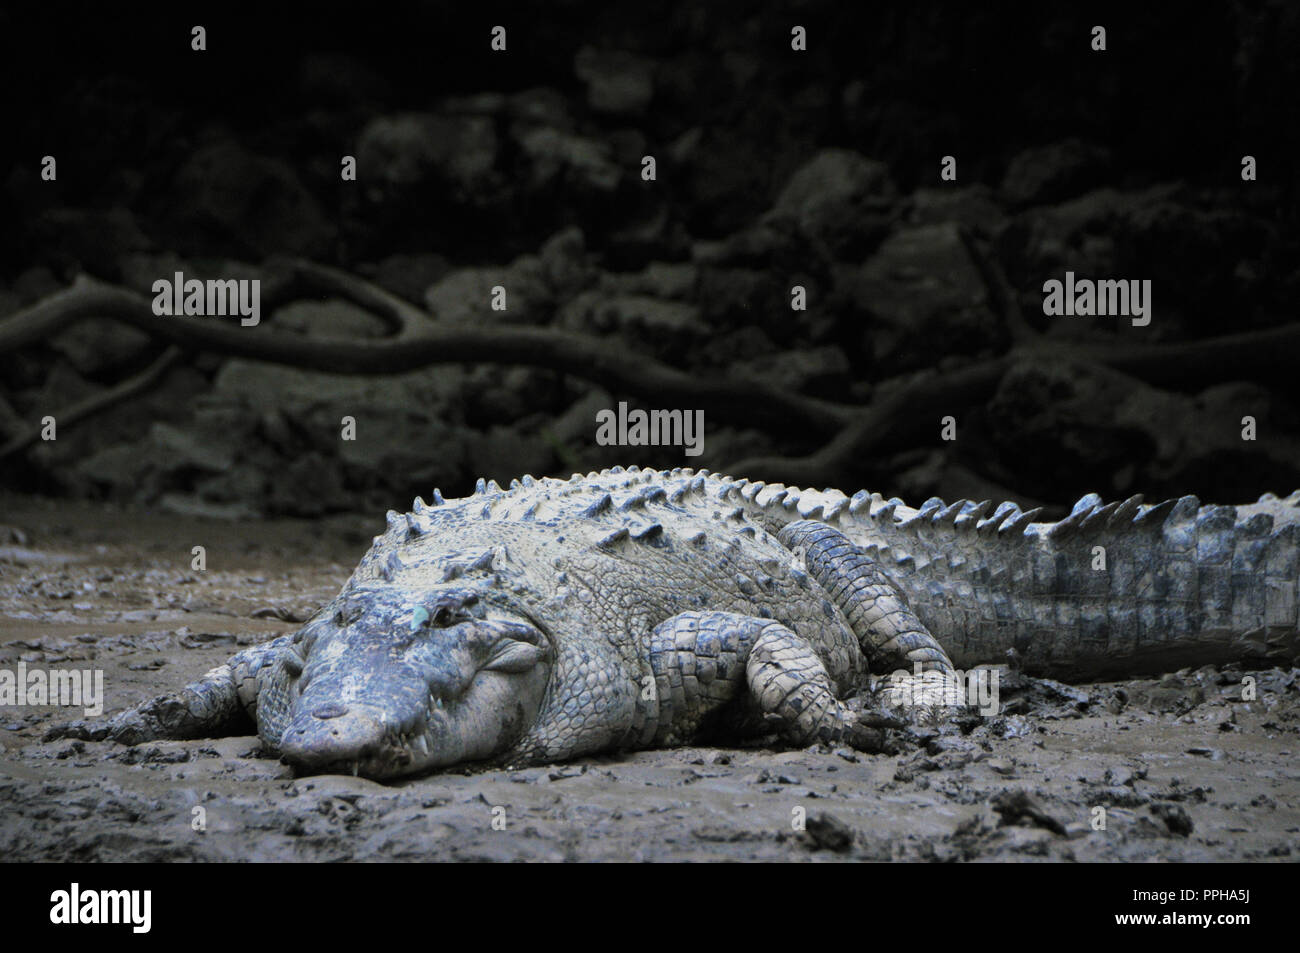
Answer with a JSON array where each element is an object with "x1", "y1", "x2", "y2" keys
[{"x1": 275, "y1": 584, "x2": 553, "y2": 779}]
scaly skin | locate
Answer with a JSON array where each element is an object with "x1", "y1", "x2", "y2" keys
[{"x1": 49, "y1": 467, "x2": 1300, "y2": 779}]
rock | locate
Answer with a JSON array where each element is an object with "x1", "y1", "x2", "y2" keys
[
  {"x1": 169, "y1": 140, "x2": 335, "y2": 258},
  {"x1": 11, "y1": 267, "x2": 61, "y2": 304},
  {"x1": 768, "y1": 148, "x2": 896, "y2": 257},
  {"x1": 424, "y1": 259, "x2": 551, "y2": 325},
  {"x1": 991, "y1": 789, "x2": 1067, "y2": 835},
  {"x1": 697, "y1": 268, "x2": 784, "y2": 334},
  {"x1": 507, "y1": 87, "x2": 574, "y2": 130},
  {"x1": 0, "y1": 287, "x2": 19, "y2": 320},
  {"x1": 148, "y1": 421, "x2": 234, "y2": 473},
  {"x1": 803, "y1": 811, "x2": 855, "y2": 852},
  {"x1": 839, "y1": 222, "x2": 999, "y2": 367},
  {"x1": 984, "y1": 361, "x2": 1172, "y2": 499},
  {"x1": 1000, "y1": 138, "x2": 1111, "y2": 208},
  {"x1": 30, "y1": 206, "x2": 151, "y2": 278},
  {"x1": 598, "y1": 261, "x2": 698, "y2": 300},
  {"x1": 355, "y1": 113, "x2": 499, "y2": 203},
  {"x1": 729, "y1": 346, "x2": 850, "y2": 396},
  {"x1": 27, "y1": 360, "x2": 101, "y2": 411},
  {"x1": 157, "y1": 495, "x2": 258, "y2": 521},
  {"x1": 558, "y1": 291, "x2": 709, "y2": 353},
  {"x1": 1103, "y1": 765, "x2": 1136, "y2": 787},
  {"x1": 538, "y1": 227, "x2": 596, "y2": 299},
  {"x1": 604, "y1": 207, "x2": 691, "y2": 269},
  {"x1": 460, "y1": 366, "x2": 557, "y2": 426},
  {"x1": 908, "y1": 184, "x2": 1008, "y2": 231},
  {"x1": 573, "y1": 47, "x2": 655, "y2": 115},
  {"x1": 118, "y1": 252, "x2": 192, "y2": 297},
  {"x1": 548, "y1": 390, "x2": 614, "y2": 448},
  {"x1": 72, "y1": 443, "x2": 167, "y2": 499},
  {"x1": 464, "y1": 426, "x2": 556, "y2": 491},
  {"x1": 513, "y1": 124, "x2": 622, "y2": 195},
  {"x1": 1149, "y1": 802, "x2": 1194, "y2": 837},
  {"x1": 364, "y1": 254, "x2": 450, "y2": 305}
]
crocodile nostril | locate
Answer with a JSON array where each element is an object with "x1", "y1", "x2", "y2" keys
[{"x1": 313, "y1": 704, "x2": 348, "y2": 720}]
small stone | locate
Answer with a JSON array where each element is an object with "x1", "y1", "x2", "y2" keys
[
  {"x1": 1103, "y1": 765, "x2": 1135, "y2": 787},
  {"x1": 803, "y1": 811, "x2": 855, "y2": 853},
  {"x1": 1150, "y1": 802, "x2": 1194, "y2": 837}
]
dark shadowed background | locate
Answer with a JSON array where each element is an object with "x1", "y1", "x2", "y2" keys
[{"x1": 1, "y1": 0, "x2": 1297, "y2": 518}]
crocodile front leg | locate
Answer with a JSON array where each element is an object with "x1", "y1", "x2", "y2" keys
[
  {"x1": 634, "y1": 611, "x2": 898, "y2": 753},
  {"x1": 45, "y1": 634, "x2": 294, "y2": 745}
]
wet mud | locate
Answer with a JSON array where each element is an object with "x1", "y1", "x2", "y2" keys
[{"x1": 2, "y1": 494, "x2": 1297, "y2": 862}]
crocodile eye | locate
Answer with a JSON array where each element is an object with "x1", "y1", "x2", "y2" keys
[{"x1": 431, "y1": 604, "x2": 455, "y2": 627}]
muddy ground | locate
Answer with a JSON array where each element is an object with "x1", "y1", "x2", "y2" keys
[{"x1": 1, "y1": 492, "x2": 1298, "y2": 862}]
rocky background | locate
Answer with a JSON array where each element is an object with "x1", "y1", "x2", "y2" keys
[{"x1": 1, "y1": 1, "x2": 1297, "y2": 518}]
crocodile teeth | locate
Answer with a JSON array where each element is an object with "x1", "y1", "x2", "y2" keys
[{"x1": 415, "y1": 735, "x2": 430, "y2": 756}]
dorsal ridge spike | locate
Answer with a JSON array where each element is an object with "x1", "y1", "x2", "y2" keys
[
  {"x1": 1070, "y1": 492, "x2": 1104, "y2": 517},
  {"x1": 581, "y1": 493, "x2": 614, "y2": 519},
  {"x1": 596, "y1": 527, "x2": 630, "y2": 549}
]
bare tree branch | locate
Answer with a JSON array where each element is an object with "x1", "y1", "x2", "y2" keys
[
  {"x1": 0, "y1": 346, "x2": 183, "y2": 461},
  {"x1": 2, "y1": 266, "x2": 1298, "y2": 480},
  {"x1": 0, "y1": 272, "x2": 855, "y2": 435}
]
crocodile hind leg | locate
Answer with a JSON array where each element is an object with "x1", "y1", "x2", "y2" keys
[
  {"x1": 635, "y1": 611, "x2": 899, "y2": 753},
  {"x1": 44, "y1": 634, "x2": 293, "y2": 745},
  {"x1": 778, "y1": 520, "x2": 965, "y2": 711}
]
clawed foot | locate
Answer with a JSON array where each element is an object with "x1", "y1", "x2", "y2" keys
[
  {"x1": 838, "y1": 696, "x2": 908, "y2": 753},
  {"x1": 845, "y1": 671, "x2": 983, "y2": 749}
]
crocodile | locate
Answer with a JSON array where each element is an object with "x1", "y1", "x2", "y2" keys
[{"x1": 50, "y1": 467, "x2": 1300, "y2": 779}]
